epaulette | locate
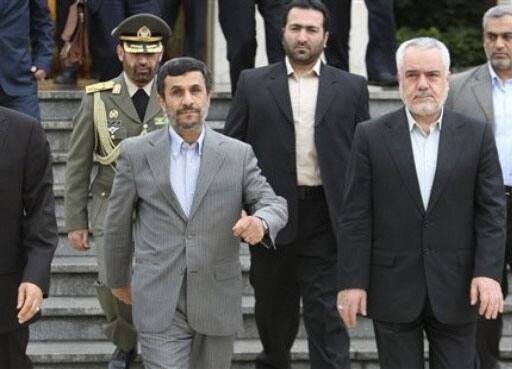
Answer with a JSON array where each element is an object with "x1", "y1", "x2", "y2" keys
[{"x1": 86, "y1": 80, "x2": 115, "y2": 94}]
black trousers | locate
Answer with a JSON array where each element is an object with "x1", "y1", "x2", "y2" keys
[
  {"x1": 476, "y1": 190, "x2": 512, "y2": 369},
  {"x1": 159, "y1": 0, "x2": 207, "y2": 60},
  {"x1": 374, "y1": 298, "x2": 478, "y2": 369},
  {"x1": 250, "y1": 192, "x2": 350, "y2": 369},
  {"x1": 323, "y1": 0, "x2": 397, "y2": 77},
  {"x1": 0, "y1": 327, "x2": 32, "y2": 369},
  {"x1": 218, "y1": 0, "x2": 287, "y2": 94}
]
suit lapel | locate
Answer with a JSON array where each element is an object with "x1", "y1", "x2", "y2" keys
[
  {"x1": 315, "y1": 64, "x2": 337, "y2": 125},
  {"x1": 470, "y1": 65, "x2": 494, "y2": 124},
  {"x1": 107, "y1": 75, "x2": 141, "y2": 124},
  {"x1": 145, "y1": 130, "x2": 187, "y2": 221},
  {"x1": 143, "y1": 81, "x2": 161, "y2": 124},
  {"x1": 384, "y1": 109, "x2": 425, "y2": 214},
  {"x1": 426, "y1": 112, "x2": 465, "y2": 214},
  {"x1": 188, "y1": 128, "x2": 225, "y2": 220},
  {"x1": 267, "y1": 63, "x2": 294, "y2": 125}
]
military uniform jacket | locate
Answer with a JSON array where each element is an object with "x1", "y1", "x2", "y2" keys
[{"x1": 64, "y1": 73, "x2": 166, "y2": 235}]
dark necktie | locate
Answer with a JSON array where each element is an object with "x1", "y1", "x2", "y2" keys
[{"x1": 132, "y1": 88, "x2": 149, "y2": 121}]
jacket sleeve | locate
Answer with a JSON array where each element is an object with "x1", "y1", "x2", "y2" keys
[
  {"x1": 29, "y1": 0, "x2": 54, "y2": 74},
  {"x1": 223, "y1": 71, "x2": 250, "y2": 141},
  {"x1": 242, "y1": 145, "x2": 288, "y2": 246},
  {"x1": 473, "y1": 122, "x2": 506, "y2": 282},
  {"x1": 64, "y1": 94, "x2": 95, "y2": 232},
  {"x1": 22, "y1": 121, "x2": 58, "y2": 296},
  {"x1": 338, "y1": 124, "x2": 373, "y2": 291},
  {"x1": 103, "y1": 142, "x2": 137, "y2": 288}
]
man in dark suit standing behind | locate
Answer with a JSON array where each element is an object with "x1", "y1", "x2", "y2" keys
[
  {"x1": 0, "y1": 0, "x2": 54, "y2": 120},
  {"x1": 224, "y1": 1, "x2": 369, "y2": 368},
  {"x1": 338, "y1": 37, "x2": 506, "y2": 369},
  {"x1": 446, "y1": 6, "x2": 512, "y2": 367},
  {"x1": 0, "y1": 107, "x2": 58, "y2": 368}
]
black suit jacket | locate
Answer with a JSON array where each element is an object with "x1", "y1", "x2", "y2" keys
[
  {"x1": 338, "y1": 108, "x2": 506, "y2": 325},
  {"x1": 0, "y1": 107, "x2": 57, "y2": 333},
  {"x1": 224, "y1": 62, "x2": 369, "y2": 246}
]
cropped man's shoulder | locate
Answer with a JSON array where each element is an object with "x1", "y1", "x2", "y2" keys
[
  {"x1": 444, "y1": 108, "x2": 487, "y2": 129},
  {"x1": 239, "y1": 62, "x2": 283, "y2": 80},
  {"x1": 213, "y1": 129, "x2": 252, "y2": 150},
  {"x1": 0, "y1": 106, "x2": 39, "y2": 133},
  {"x1": 122, "y1": 126, "x2": 166, "y2": 149}
]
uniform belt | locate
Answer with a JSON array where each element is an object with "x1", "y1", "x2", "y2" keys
[
  {"x1": 506, "y1": 185, "x2": 512, "y2": 197},
  {"x1": 297, "y1": 186, "x2": 324, "y2": 200}
]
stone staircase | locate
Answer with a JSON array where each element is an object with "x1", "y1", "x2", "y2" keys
[{"x1": 30, "y1": 86, "x2": 512, "y2": 369}]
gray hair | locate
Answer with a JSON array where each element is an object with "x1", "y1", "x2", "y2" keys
[
  {"x1": 483, "y1": 5, "x2": 512, "y2": 29},
  {"x1": 396, "y1": 37, "x2": 451, "y2": 73}
]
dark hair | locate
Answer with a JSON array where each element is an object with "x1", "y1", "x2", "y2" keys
[
  {"x1": 157, "y1": 57, "x2": 212, "y2": 96},
  {"x1": 282, "y1": 0, "x2": 330, "y2": 32}
]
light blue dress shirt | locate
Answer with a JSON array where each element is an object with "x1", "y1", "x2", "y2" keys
[
  {"x1": 406, "y1": 108, "x2": 443, "y2": 209},
  {"x1": 489, "y1": 64, "x2": 512, "y2": 186},
  {"x1": 168, "y1": 126, "x2": 205, "y2": 217}
]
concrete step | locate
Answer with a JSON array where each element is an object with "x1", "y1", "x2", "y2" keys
[
  {"x1": 38, "y1": 87, "x2": 402, "y2": 123},
  {"x1": 49, "y1": 255, "x2": 254, "y2": 297},
  {"x1": 33, "y1": 296, "x2": 307, "y2": 342},
  {"x1": 27, "y1": 338, "x2": 380, "y2": 369},
  {"x1": 27, "y1": 336, "x2": 512, "y2": 369},
  {"x1": 39, "y1": 89, "x2": 232, "y2": 123},
  {"x1": 33, "y1": 289, "x2": 512, "y2": 343}
]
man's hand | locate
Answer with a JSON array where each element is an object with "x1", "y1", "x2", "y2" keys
[
  {"x1": 470, "y1": 277, "x2": 503, "y2": 319},
  {"x1": 30, "y1": 66, "x2": 46, "y2": 81},
  {"x1": 232, "y1": 212, "x2": 265, "y2": 245},
  {"x1": 112, "y1": 286, "x2": 132, "y2": 305},
  {"x1": 17, "y1": 282, "x2": 43, "y2": 324},
  {"x1": 68, "y1": 229, "x2": 90, "y2": 251},
  {"x1": 337, "y1": 289, "x2": 367, "y2": 328}
]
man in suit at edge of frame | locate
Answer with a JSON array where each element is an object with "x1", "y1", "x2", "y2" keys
[
  {"x1": 446, "y1": 5, "x2": 512, "y2": 368},
  {"x1": 338, "y1": 37, "x2": 506, "y2": 369}
]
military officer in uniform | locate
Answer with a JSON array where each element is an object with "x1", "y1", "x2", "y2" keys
[{"x1": 64, "y1": 14, "x2": 171, "y2": 369}]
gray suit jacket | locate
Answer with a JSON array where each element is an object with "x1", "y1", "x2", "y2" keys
[
  {"x1": 446, "y1": 64, "x2": 494, "y2": 126},
  {"x1": 104, "y1": 126, "x2": 288, "y2": 336}
]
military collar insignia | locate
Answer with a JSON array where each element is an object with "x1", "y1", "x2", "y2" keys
[{"x1": 154, "y1": 115, "x2": 169, "y2": 125}]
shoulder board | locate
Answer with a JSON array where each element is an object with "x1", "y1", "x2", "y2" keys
[{"x1": 86, "y1": 81, "x2": 115, "y2": 94}]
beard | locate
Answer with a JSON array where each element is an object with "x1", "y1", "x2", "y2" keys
[
  {"x1": 283, "y1": 41, "x2": 323, "y2": 66},
  {"x1": 490, "y1": 55, "x2": 512, "y2": 73},
  {"x1": 400, "y1": 86, "x2": 448, "y2": 117}
]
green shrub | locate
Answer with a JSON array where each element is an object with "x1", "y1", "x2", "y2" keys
[
  {"x1": 394, "y1": 0, "x2": 490, "y2": 30},
  {"x1": 396, "y1": 26, "x2": 486, "y2": 69}
]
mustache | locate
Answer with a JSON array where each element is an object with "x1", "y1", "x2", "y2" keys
[
  {"x1": 414, "y1": 91, "x2": 434, "y2": 99},
  {"x1": 177, "y1": 108, "x2": 201, "y2": 115}
]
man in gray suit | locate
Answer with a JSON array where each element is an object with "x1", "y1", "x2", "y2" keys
[
  {"x1": 103, "y1": 57, "x2": 288, "y2": 369},
  {"x1": 446, "y1": 5, "x2": 512, "y2": 369}
]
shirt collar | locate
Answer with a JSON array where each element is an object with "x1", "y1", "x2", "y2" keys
[
  {"x1": 488, "y1": 62, "x2": 512, "y2": 90},
  {"x1": 285, "y1": 56, "x2": 322, "y2": 78},
  {"x1": 405, "y1": 107, "x2": 443, "y2": 134},
  {"x1": 168, "y1": 124, "x2": 205, "y2": 157},
  {"x1": 123, "y1": 72, "x2": 154, "y2": 98}
]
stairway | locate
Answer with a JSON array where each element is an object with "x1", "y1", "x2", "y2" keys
[{"x1": 30, "y1": 86, "x2": 512, "y2": 369}]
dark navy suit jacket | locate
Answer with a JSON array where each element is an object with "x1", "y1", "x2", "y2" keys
[{"x1": 0, "y1": 0, "x2": 53, "y2": 96}]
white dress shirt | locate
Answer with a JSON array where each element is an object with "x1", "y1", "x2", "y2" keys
[
  {"x1": 406, "y1": 108, "x2": 443, "y2": 209},
  {"x1": 286, "y1": 57, "x2": 322, "y2": 186}
]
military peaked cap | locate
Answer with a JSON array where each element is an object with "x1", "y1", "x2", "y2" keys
[{"x1": 111, "y1": 13, "x2": 171, "y2": 53}]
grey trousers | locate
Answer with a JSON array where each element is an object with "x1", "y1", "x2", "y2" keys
[{"x1": 138, "y1": 279, "x2": 235, "y2": 369}]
